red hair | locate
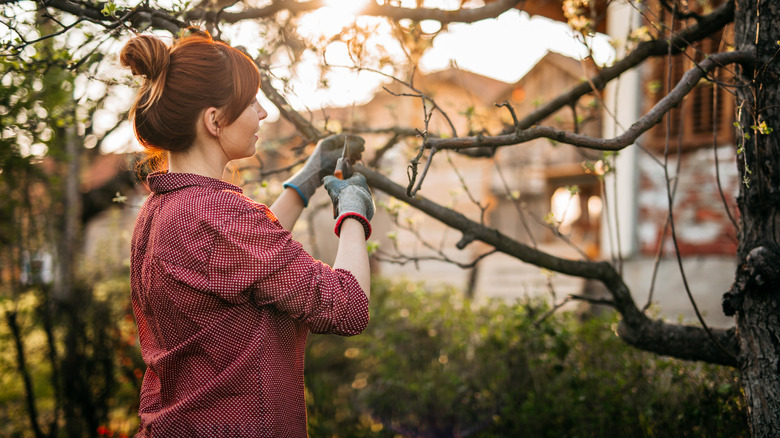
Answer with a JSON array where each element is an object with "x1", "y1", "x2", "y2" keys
[{"x1": 120, "y1": 30, "x2": 260, "y2": 158}]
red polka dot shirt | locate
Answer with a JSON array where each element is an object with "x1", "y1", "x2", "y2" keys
[{"x1": 130, "y1": 172, "x2": 369, "y2": 437}]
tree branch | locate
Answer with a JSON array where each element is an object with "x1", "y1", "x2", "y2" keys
[
  {"x1": 258, "y1": 69, "x2": 322, "y2": 142},
  {"x1": 246, "y1": 14, "x2": 740, "y2": 367},
  {"x1": 356, "y1": 163, "x2": 739, "y2": 366},
  {"x1": 510, "y1": 0, "x2": 735, "y2": 131},
  {"x1": 41, "y1": 0, "x2": 184, "y2": 34},
  {"x1": 423, "y1": 50, "x2": 752, "y2": 152},
  {"x1": 6, "y1": 311, "x2": 45, "y2": 438},
  {"x1": 215, "y1": 0, "x2": 521, "y2": 24}
]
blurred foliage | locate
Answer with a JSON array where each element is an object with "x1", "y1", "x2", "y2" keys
[
  {"x1": 0, "y1": 3, "x2": 753, "y2": 438},
  {"x1": 0, "y1": 276, "x2": 144, "y2": 437},
  {"x1": 305, "y1": 279, "x2": 747, "y2": 438},
  {"x1": 0, "y1": 275, "x2": 747, "y2": 437},
  {"x1": 0, "y1": 279, "x2": 144, "y2": 437}
]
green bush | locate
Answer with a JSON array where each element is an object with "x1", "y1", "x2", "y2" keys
[
  {"x1": 1, "y1": 277, "x2": 746, "y2": 437},
  {"x1": 305, "y1": 279, "x2": 747, "y2": 437},
  {"x1": 0, "y1": 279, "x2": 143, "y2": 437}
]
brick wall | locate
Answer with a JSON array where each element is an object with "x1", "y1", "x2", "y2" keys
[{"x1": 636, "y1": 145, "x2": 739, "y2": 256}]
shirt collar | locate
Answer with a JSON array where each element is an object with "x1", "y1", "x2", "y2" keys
[{"x1": 146, "y1": 171, "x2": 243, "y2": 194}]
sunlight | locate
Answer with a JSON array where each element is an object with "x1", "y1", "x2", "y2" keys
[
  {"x1": 550, "y1": 187, "x2": 581, "y2": 233},
  {"x1": 323, "y1": 0, "x2": 370, "y2": 17},
  {"x1": 297, "y1": 0, "x2": 371, "y2": 39}
]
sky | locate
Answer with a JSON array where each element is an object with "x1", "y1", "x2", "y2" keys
[
  {"x1": 420, "y1": 11, "x2": 614, "y2": 83},
  {"x1": 258, "y1": 4, "x2": 614, "y2": 116},
  {"x1": 101, "y1": 2, "x2": 615, "y2": 153}
]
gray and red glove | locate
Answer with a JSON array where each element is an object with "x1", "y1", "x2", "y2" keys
[
  {"x1": 283, "y1": 134, "x2": 365, "y2": 207},
  {"x1": 322, "y1": 172, "x2": 374, "y2": 240}
]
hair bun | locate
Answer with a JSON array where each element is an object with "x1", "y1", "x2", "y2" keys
[{"x1": 120, "y1": 35, "x2": 171, "y2": 81}]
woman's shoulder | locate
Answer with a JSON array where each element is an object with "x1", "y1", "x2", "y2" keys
[{"x1": 180, "y1": 185, "x2": 273, "y2": 228}]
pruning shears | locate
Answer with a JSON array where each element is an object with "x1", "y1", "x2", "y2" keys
[
  {"x1": 333, "y1": 136, "x2": 354, "y2": 180},
  {"x1": 332, "y1": 136, "x2": 357, "y2": 218}
]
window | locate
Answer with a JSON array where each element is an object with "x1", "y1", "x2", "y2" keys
[
  {"x1": 546, "y1": 175, "x2": 601, "y2": 258},
  {"x1": 644, "y1": 18, "x2": 734, "y2": 151}
]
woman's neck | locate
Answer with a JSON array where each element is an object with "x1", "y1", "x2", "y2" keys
[{"x1": 167, "y1": 141, "x2": 227, "y2": 179}]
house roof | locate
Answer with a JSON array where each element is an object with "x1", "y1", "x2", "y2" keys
[
  {"x1": 419, "y1": 51, "x2": 588, "y2": 105},
  {"x1": 514, "y1": 0, "x2": 608, "y2": 33},
  {"x1": 520, "y1": 51, "x2": 590, "y2": 83},
  {"x1": 415, "y1": 67, "x2": 513, "y2": 106},
  {"x1": 261, "y1": 50, "x2": 590, "y2": 134},
  {"x1": 81, "y1": 152, "x2": 129, "y2": 192}
]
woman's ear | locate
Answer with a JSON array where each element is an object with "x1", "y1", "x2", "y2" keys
[{"x1": 202, "y1": 107, "x2": 220, "y2": 137}]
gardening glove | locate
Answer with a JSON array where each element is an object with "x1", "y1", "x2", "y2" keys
[
  {"x1": 283, "y1": 134, "x2": 365, "y2": 207},
  {"x1": 323, "y1": 172, "x2": 375, "y2": 240}
]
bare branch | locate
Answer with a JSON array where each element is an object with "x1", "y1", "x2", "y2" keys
[
  {"x1": 423, "y1": 50, "x2": 753, "y2": 152},
  {"x1": 495, "y1": 101, "x2": 519, "y2": 126},
  {"x1": 712, "y1": 83, "x2": 740, "y2": 230},
  {"x1": 491, "y1": 158, "x2": 538, "y2": 248},
  {"x1": 215, "y1": 0, "x2": 522, "y2": 24},
  {"x1": 246, "y1": 15, "x2": 740, "y2": 367},
  {"x1": 511, "y1": 0, "x2": 735, "y2": 131},
  {"x1": 569, "y1": 293, "x2": 617, "y2": 308},
  {"x1": 382, "y1": 83, "x2": 457, "y2": 138},
  {"x1": 259, "y1": 69, "x2": 322, "y2": 142},
  {"x1": 366, "y1": 133, "x2": 400, "y2": 167},
  {"x1": 40, "y1": 0, "x2": 185, "y2": 33},
  {"x1": 351, "y1": 126, "x2": 422, "y2": 138},
  {"x1": 356, "y1": 163, "x2": 738, "y2": 366}
]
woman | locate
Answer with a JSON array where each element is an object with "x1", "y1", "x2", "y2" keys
[{"x1": 122, "y1": 29, "x2": 374, "y2": 437}]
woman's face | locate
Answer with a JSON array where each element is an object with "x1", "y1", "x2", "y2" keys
[{"x1": 219, "y1": 99, "x2": 268, "y2": 160}]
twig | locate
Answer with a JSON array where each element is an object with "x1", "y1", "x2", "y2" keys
[
  {"x1": 533, "y1": 296, "x2": 571, "y2": 327},
  {"x1": 712, "y1": 70, "x2": 740, "y2": 230},
  {"x1": 212, "y1": 0, "x2": 522, "y2": 25},
  {"x1": 420, "y1": 51, "x2": 752, "y2": 153},
  {"x1": 491, "y1": 157, "x2": 538, "y2": 248}
]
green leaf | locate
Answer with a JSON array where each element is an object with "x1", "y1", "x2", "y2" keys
[
  {"x1": 101, "y1": 1, "x2": 117, "y2": 16},
  {"x1": 752, "y1": 121, "x2": 773, "y2": 135},
  {"x1": 112, "y1": 191, "x2": 127, "y2": 204}
]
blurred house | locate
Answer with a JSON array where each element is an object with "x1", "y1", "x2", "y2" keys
[
  {"x1": 258, "y1": 52, "x2": 606, "y2": 304},
  {"x1": 79, "y1": 1, "x2": 738, "y2": 328},
  {"x1": 258, "y1": 0, "x2": 739, "y2": 328},
  {"x1": 509, "y1": 0, "x2": 739, "y2": 326}
]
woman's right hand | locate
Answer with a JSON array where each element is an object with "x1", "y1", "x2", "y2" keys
[
  {"x1": 326, "y1": 172, "x2": 373, "y2": 297},
  {"x1": 323, "y1": 172, "x2": 374, "y2": 240}
]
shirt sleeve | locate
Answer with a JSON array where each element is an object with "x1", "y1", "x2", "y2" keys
[{"x1": 206, "y1": 201, "x2": 369, "y2": 336}]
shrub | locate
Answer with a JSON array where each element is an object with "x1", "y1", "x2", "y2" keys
[
  {"x1": 305, "y1": 279, "x2": 747, "y2": 437},
  {"x1": 0, "y1": 279, "x2": 143, "y2": 437},
  {"x1": 1, "y1": 277, "x2": 745, "y2": 437}
]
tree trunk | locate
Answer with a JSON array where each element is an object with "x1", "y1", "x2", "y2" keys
[
  {"x1": 54, "y1": 122, "x2": 80, "y2": 304},
  {"x1": 731, "y1": 0, "x2": 780, "y2": 435}
]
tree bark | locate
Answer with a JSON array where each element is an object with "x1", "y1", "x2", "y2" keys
[
  {"x1": 730, "y1": 0, "x2": 780, "y2": 435},
  {"x1": 54, "y1": 122, "x2": 80, "y2": 303}
]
